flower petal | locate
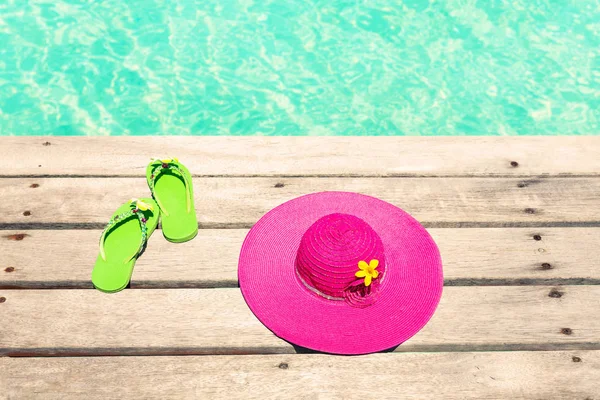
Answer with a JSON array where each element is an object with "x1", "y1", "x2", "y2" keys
[
  {"x1": 365, "y1": 274, "x2": 372, "y2": 286},
  {"x1": 355, "y1": 270, "x2": 367, "y2": 278},
  {"x1": 136, "y1": 200, "x2": 154, "y2": 212},
  {"x1": 372, "y1": 270, "x2": 379, "y2": 279},
  {"x1": 358, "y1": 260, "x2": 369, "y2": 271},
  {"x1": 370, "y1": 259, "x2": 379, "y2": 269}
]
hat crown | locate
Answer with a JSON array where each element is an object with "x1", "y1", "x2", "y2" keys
[{"x1": 295, "y1": 213, "x2": 385, "y2": 307}]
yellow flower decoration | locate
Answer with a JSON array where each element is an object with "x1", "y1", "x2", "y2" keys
[
  {"x1": 355, "y1": 259, "x2": 379, "y2": 286},
  {"x1": 130, "y1": 198, "x2": 154, "y2": 212}
]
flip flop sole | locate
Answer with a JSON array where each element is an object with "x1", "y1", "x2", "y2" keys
[
  {"x1": 147, "y1": 160, "x2": 197, "y2": 243},
  {"x1": 92, "y1": 198, "x2": 159, "y2": 293}
]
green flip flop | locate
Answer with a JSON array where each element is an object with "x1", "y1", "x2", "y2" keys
[
  {"x1": 146, "y1": 158, "x2": 198, "y2": 243},
  {"x1": 92, "y1": 198, "x2": 159, "y2": 293}
]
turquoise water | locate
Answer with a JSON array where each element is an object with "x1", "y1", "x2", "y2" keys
[{"x1": 0, "y1": 0, "x2": 599, "y2": 136}]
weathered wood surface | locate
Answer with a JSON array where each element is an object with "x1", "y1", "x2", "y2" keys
[
  {"x1": 0, "y1": 286, "x2": 596, "y2": 356},
  {"x1": 1, "y1": 351, "x2": 596, "y2": 399},
  {"x1": 1, "y1": 228, "x2": 597, "y2": 289},
  {"x1": 3, "y1": 137, "x2": 600, "y2": 177},
  {"x1": 2, "y1": 177, "x2": 600, "y2": 226},
  {"x1": 1, "y1": 136, "x2": 598, "y2": 399}
]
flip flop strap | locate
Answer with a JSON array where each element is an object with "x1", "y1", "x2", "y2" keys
[
  {"x1": 148, "y1": 160, "x2": 192, "y2": 217},
  {"x1": 99, "y1": 208, "x2": 148, "y2": 262}
]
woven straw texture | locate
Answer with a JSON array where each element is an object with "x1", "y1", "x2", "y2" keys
[{"x1": 239, "y1": 192, "x2": 443, "y2": 355}]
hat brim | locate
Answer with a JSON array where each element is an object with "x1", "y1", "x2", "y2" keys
[{"x1": 238, "y1": 192, "x2": 443, "y2": 355}]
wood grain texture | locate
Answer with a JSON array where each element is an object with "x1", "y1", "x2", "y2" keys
[
  {"x1": 0, "y1": 287, "x2": 597, "y2": 356},
  {"x1": 1, "y1": 228, "x2": 598, "y2": 289},
  {"x1": 2, "y1": 177, "x2": 600, "y2": 226},
  {"x1": 1, "y1": 351, "x2": 596, "y2": 399},
  {"x1": 2, "y1": 136, "x2": 600, "y2": 177}
]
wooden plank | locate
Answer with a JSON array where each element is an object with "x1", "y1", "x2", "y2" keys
[
  {"x1": 0, "y1": 287, "x2": 597, "y2": 356},
  {"x1": 1, "y1": 228, "x2": 598, "y2": 289},
  {"x1": 1, "y1": 351, "x2": 596, "y2": 399},
  {"x1": 2, "y1": 137, "x2": 600, "y2": 177},
  {"x1": 2, "y1": 177, "x2": 600, "y2": 226}
]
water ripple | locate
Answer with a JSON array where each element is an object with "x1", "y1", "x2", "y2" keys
[{"x1": 0, "y1": 0, "x2": 598, "y2": 135}]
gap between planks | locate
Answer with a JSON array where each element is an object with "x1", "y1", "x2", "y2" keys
[
  {"x1": 6, "y1": 221, "x2": 600, "y2": 230},
  {"x1": 3, "y1": 174, "x2": 600, "y2": 179}
]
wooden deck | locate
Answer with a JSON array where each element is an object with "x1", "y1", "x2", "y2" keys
[{"x1": 0, "y1": 137, "x2": 599, "y2": 399}]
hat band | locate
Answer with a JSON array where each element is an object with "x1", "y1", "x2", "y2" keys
[
  {"x1": 295, "y1": 269, "x2": 346, "y2": 302},
  {"x1": 295, "y1": 267, "x2": 383, "y2": 308}
]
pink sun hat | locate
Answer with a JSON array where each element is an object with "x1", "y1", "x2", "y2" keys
[{"x1": 238, "y1": 192, "x2": 443, "y2": 355}]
